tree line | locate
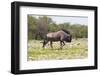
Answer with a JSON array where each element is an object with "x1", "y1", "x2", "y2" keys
[{"x1": 28, "y1": 15, "x2": 88, "y2": 40}]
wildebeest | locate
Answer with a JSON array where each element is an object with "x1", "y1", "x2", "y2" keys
[{"x1": 43, "y1": 29, "x2": 72, "y2": 49}]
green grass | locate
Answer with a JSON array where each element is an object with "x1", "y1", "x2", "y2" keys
[{"x1": 28, "y1": 38, "x2": 88, "y2": 61}]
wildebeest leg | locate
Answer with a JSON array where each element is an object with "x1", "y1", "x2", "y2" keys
[
  {"x1": 43, "y1": 40, "x2": 49, "y2": 48},
  {"x1": 60, "y1": 41, "x2": 65, "y2": 49},
  {"x1": 50, "y1": 41, "x2": 53, "y2": 48},
  {"x1": 62, "y1": 41, "x2": 65, "y2": 46},
  {"x1": 60, "y1": 41, "x2": 63, "y2": 49}
]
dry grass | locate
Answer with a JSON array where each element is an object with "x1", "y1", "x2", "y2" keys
[{"x1": 28, "y1": 38, "x2": 88, "y2": 61}]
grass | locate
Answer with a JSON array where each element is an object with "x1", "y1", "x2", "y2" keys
[{"x1": 28, "y1": 38, "x2": 88, "y2": 61}]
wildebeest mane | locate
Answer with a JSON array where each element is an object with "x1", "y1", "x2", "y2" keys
[{"x1": 61, "y1": 29, "x2": 70, "y2": 34}]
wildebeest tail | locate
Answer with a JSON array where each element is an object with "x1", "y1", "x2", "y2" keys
[{"x1": 40, "y1": 35, "x2": 47, "y2": 43}]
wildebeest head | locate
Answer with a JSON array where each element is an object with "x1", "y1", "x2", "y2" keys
[
  {"x1": 62, "y1": 29, "x2": 72, "y2": 42},
  {"x1": 64, "y1": 34, "x2": 72, "y2": 42},
  {"x1": 68, "y1": 34, "x2": 72, "y2": 42}
]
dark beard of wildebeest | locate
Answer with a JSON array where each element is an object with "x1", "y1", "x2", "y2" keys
[{"x1": 43, "y1": 29, "x2": 72, "y2": 49}]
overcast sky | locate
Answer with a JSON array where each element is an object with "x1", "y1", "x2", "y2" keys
[{"x1": 31, "y1": 15, "x2": 88, "y2": 25}]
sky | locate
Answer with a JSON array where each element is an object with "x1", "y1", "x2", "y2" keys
[
  {"x1": 31, "y1": 15, "x2": 88, "y2": 25},
  {"x1": 48, "y1": 16, "x2": 88, "y2": 25}
]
